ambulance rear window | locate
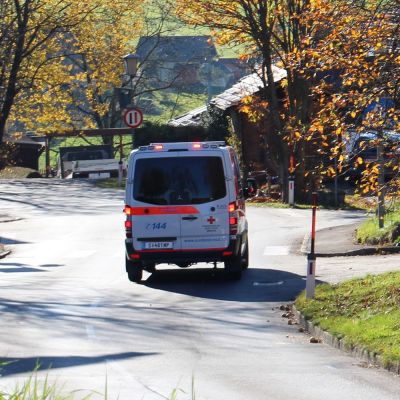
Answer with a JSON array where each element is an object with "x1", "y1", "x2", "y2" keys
[{"x1": 133, "y1": 156, "x2": 226, "y2": 205}]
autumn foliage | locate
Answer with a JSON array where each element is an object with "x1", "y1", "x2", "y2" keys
[{"x1": 176, "y1": 0, "x2": 400, "y2": 199}]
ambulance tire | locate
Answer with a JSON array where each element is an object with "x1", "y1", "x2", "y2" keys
[
  {"x1": 224, "y1": 255, "x2": 242, "y2": 280},
  {"x1": 126, "y1": 259, "x2": 143, "y2": 283},
  {"x1": 242, "y1": 238, "x2": 249, "y2": 270},
  {"x1": 144, "y1": 263, "x2": 156, "y2": 273}
]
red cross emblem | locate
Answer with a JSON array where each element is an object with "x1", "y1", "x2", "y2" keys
[{"x1": 207, "y1": 216, "x2": 216, "y2": 224}]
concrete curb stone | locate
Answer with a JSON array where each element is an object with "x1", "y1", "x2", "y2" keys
[
  {"x1": 300, "y1": 225, "x2": 400, "y2": 257},
  {"x1": 292, "y1": 306, "x2": 400, "y2": 375}
]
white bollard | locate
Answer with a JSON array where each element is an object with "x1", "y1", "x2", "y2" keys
[
  {"x1": 306, "y1": 253, "x2": 316, "y2": 299},
  {"x1": 288, "y1": 178, "x2": 295, "y2": 206}
]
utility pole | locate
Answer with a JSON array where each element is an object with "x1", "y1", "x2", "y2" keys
[{"x1": 377, "y1": 129, "x2": 385, "y2": 228}]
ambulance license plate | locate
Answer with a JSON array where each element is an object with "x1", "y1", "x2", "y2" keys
[{"x1": 144, "y1": 242, "x2": 173, "y2": 249}]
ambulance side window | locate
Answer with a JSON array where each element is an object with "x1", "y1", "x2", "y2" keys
[{"x1": 229, "y1": 149, "x2": 243, "y2": 196}]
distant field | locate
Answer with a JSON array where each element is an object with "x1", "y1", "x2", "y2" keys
[{"x1": 143, "y1": 0, "x2": 242, "y2": 58}]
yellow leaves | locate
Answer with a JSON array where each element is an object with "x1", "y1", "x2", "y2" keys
[
  {"x1": 239, "y1": 95, "x2": 268, "y2": 122},
  {"x1": 313, "y1": 123, "x2": 324, "y2": 134},
  {"x1": 327, "y1": 166, "x2": 335, "y2": 176},
  {"x1": 351, "y1": 111, "x2": 357, "y2": 118},
  {"x1": 240, "y1": 105, "x2": 252, "y2": 114},
  {"x1": 356, "y1": 157, "x2": 363, "y2": 165},
  {"x1": 10, "y1": 0, "x2": 146, "y2": 133}
]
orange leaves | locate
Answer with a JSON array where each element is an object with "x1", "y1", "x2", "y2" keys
[{"x1": 239, "y1": 95, "x2": 269, "y2": 123}]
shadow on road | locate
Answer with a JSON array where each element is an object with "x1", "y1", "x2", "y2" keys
[
  {"x1": 0, "y1": 179, "x2": 124, "y2": 217},
  {"x1": 0, "y1": 262, "x2": 63, "y2": 273},
  {"x1": 0, "y1": 352, "x2": 158, "y2": 376},
  {"x1": 145, "y1": 267, "x2": 313, "y2": 303},
  {"x1": 0, "y1": 237, "x2": 30, "y2": 245}
]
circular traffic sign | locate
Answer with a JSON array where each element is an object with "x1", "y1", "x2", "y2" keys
[{"x1": 123, "y1": 107, "x2": 143, "y2": 128}]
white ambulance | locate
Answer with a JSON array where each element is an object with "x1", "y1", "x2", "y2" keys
[{"x1": 124, "y1": 141, "x2": 249, "y2": 283}]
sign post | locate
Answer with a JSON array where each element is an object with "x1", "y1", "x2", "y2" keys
[
  {"x1": 288, "y1": 154, "x2": 295, "y2": 206},
  {"x1": 306, "y1": 192, "x2": 318, "y2": 299},
  {"x1": 123, "y1": 107, "x2": 143, "y2": 129},
  {"x1": 123, "y1": 107, "x2": 143, "y2": 149}
]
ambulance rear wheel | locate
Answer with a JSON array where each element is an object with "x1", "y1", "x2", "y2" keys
[
  {"x1": 224, "y1": 255, "x2": 242, "y2": 280},
  {"x1": 126, "y1": 259, "x2": 143, "y2": 283},
  {"x1": 242, "y1": 239, "x2": 249, "y2": 270}
]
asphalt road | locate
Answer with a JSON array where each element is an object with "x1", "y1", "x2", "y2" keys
[{"x1": 0, "y1": 179, "x2": 399, "y2": 400}]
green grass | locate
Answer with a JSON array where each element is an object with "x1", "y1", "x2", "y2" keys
[
  {"x1": 142, "y1": 90, "x2": 208, "y2": 124},
  {"x1": 295, "y1": 272, "x2": 400, "y2": 366},
  {"x1": 95, "y1": 178, "x2": 125, "y2": 190},
  {"x1": 0, "y1": 366, "x2": 76, "y2": 400},
  {"x1": 0, "y1": 361, "x2": 196, "y2": 399},
  {"x1": 356, "y1": 209, "x2": 400, "y2": 245}
]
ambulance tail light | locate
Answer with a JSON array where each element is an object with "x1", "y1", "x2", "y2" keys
[
  {"x1": 229, "y1": 201, "x2": 238, "y2": 235},
  {"x1": 124, "y1": 205, "x2": 133, "y2": 238},
  {"x1": 125, "y1": 218, "x2": 133, "y2": 238},
  {"x1": 124, "y1": 205, "x2": 132, "y2": 215}
]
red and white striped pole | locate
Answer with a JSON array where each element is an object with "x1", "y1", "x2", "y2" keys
[
  {"x1": 306, "y1": 192, "x2": 317, "y2": 299},
  {"x1": 288, "y1": 154, "x2": 295, "y2": 206}
]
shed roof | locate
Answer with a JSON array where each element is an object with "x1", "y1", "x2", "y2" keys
[
  {"x1": 168, "y1": 105, "x2": 208, "y2": 127},
  {"x1": 5, "y1": 133, "x2": 44, "y2": 147},
  {"x1": 168, "y1": 65, "x2": 287, "y2": 127},
  {"x1": 210, "y1": 65, "x2": 287, "y2": 110}
]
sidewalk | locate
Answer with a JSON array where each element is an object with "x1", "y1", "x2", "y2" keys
[{"x1": 301, "y1": 222, "x2": 400, "y2": 257}]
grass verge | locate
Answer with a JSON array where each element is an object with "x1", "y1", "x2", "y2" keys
[
  {"x1": 94, "y1": 178, "x2": 126, "y2": 190},
  {"x1": 295, "y1": 271, "x2": 400, "y2": 366},
  {"x1": 356, "y1": 209, "x2": 400, "y2": 245}
]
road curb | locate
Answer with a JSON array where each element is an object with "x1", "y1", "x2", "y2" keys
[
  {"x1": 292, "y1": 306, "x2": 400, "y2": 375},
  {"x1": 300, "y1": 233, "x2": 400, "y2": 257}
]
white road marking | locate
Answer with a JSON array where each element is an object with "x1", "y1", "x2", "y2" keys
[
  {"x1": 263, "y1": 245, "x2": 290, "y2": 256},
  {"x1": 253, "y1": 281, "x2": 284, "y2": 287}
]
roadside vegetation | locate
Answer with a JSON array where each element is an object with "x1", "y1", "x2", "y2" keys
[
  {"x1": 295, "y1": 271, "x2": 400, "y2": 366},
  {"x1": 356, "y1": 208, "x2": 400, "y2": 245},
  {"x1": 0, "y1": 368, "x2": 74, "y2": 400},
  {"x1": 0, "y1": 362, "x2": 196, "y2": 400},
  {"x1": 95, "y1": 178, "x2": 126, "y2": 190}
]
